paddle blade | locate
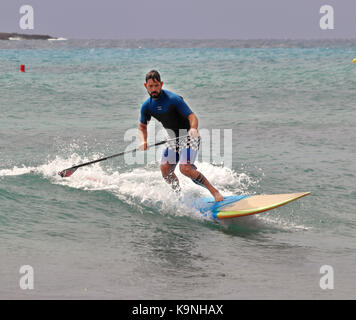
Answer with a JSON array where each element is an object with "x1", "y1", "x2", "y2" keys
[{"x1": 58, "y1": 167, "x2": 77, "y2": 178}]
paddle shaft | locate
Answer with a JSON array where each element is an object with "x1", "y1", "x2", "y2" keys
[
  {"x1": 72, "y1": 140, "x2": 167, "y2": 170},
  {"x1": 58, "y1": 135, "x2": 188, "y2": 177}
]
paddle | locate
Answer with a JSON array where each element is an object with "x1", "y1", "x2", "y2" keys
[{"x1": 58, "y1": 135, "x2": 188, "y2": 178}]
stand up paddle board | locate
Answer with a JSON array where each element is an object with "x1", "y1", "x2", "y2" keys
[{"x1": 194, "y1": 192, "x2": 310, "y2": 219}]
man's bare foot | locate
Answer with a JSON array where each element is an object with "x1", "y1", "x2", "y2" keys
[{"x1": 213, "y1": 191, "x2": 224, "y2": 202}]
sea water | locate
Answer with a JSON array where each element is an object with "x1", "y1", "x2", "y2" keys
[{"x1": 0, "y1": 39, "x2": 355, "y2": 299}]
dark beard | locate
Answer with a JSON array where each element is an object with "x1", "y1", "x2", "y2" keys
[{"x1": 149, "y1": 91, "x2": 162, "y2": 99}]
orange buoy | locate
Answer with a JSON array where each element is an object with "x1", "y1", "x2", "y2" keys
[{"x1": 20, "y1": 65, "x2": 25, "y2": 72}]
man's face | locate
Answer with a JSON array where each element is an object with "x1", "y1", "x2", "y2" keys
[{"x1": 144, "y1": 79, "x2": 163, "y2": 99}]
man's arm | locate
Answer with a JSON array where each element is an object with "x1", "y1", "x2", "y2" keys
[
  {"x1": 188, "y1": 113, "x2": 199, "y2": 138},
  {"x1": 138, "y1": 102, "x2": 150, "y2": 150},
  {"x1": 174, "y1": 96, "x2": 199, "y2": 137},
  {"x1": 188, "y1": 113, "x2": 198, "y2": 129},
  {"x1": 138, "y1": 122, "x2": 148, "y2": 150}
]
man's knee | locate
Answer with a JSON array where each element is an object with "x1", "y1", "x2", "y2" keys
[
  {"x1": 179, "y1": 163, "x2": 194, "y2": 177},
  {"x1": 161, "y1": 163, "x2": 175, "y2": 178}
]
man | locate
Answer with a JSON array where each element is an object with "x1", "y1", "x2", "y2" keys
[{"x1": 138, "y1": 70, "x2": 224, "y2": 202}]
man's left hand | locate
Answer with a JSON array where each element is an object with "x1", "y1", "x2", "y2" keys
[{"x1": 188, "y1": 128, "x2": 200, "y2": 138}]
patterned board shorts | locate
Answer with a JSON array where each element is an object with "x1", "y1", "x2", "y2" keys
[{"x1": 161, "y1": 136, "x2": 201, "y2": 165}]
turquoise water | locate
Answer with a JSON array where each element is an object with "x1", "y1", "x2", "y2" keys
[{"x1": 0, "y1": 40, "x2": 356, "y2": 299}]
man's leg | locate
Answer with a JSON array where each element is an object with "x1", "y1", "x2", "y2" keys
[
  {"x1": 179, "y1": 143, "x2": 224, "y2": 202},
  {"x1": 160, "y1": 147, "x2": 181, "y2": 193},
  {"x1": 179, "y1": 163, "x2": 224, "y2": 202}
]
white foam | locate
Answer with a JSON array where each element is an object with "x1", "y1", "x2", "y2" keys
[
  {"x1": 0, "y1": 166, "x2": 36, "y2": 176},
  {"x1": 48, "y1": 37, "x2": 67, "y2": 41},
  {"x1": 1, "y1": 156, "x2": 311, "y2": 230},
  {"x1": 2, "y1": 155, "x2": 255, "y2": 217},
  {"x1": 51, "y1": 156, "x2": 255, "y2": 218},
  {"x1": 4, "y1": 156, "x2": 292, "y2": 225},
  {"x1": 257, "y1": 214, "x2": 312, "y2": 231}
]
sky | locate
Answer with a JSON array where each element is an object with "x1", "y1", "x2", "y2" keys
[{"x1": 0, "y1": 0, "x2": 355, "y2": 39}]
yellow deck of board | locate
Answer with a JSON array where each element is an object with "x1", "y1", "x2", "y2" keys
[{"x1": 217, "y1": 192, "x2": 311, "y2": 219}]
